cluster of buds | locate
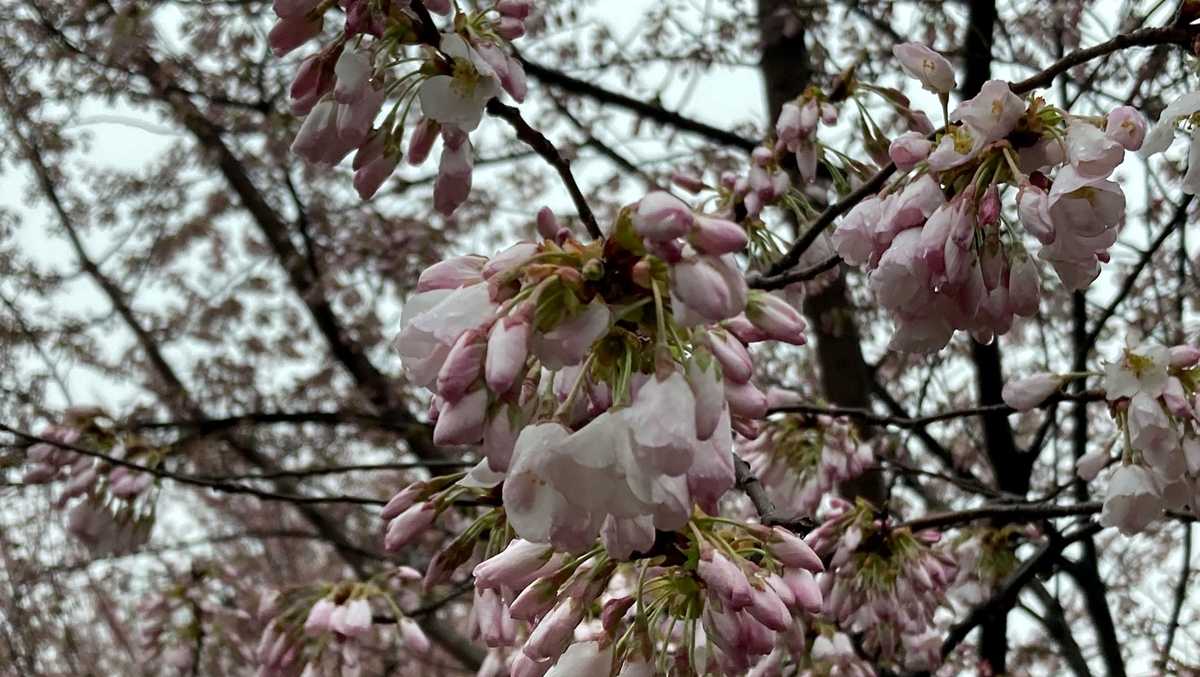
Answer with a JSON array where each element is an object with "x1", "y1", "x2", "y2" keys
[
  {"x1": 1003, "y1": 339, "x2": 1200, "y2": 535},
  {"x1": 738, "y1": 414, "x2": 874, "y2": 519},
  {"x1": 805, "y1": 499, "x2": 955, "y2": 671},
  {"x1": 1092, "y1": 340, "x2": 1200, "y2": 534},
  {"x1": 255, "y1": 570, "x2": 430, "y2": 677},
  {"x1": 943, "y1": 526, "x2": 1025, "y2": 608},
  {"x1": 454, "y1": 516, "x2": 823, "y2": 676},
  {"x1": 394, "y1": 197, "x2": 806, "y2": 551},
  {"x1": 830, "y1": 42, "x2": 1146, "y2": 352},
  {"x1": 21, "y1": 412, "x2": 156, "y2": 555},
  {"x1": 138, "y1": 562, "x2": 264, "y2": 675},
  {"x1": 776, "y1": 87, "x2": 840, "y2": 184},
  {"x1": 273, "y1": 0, "x2": 532, "y2": 207}
]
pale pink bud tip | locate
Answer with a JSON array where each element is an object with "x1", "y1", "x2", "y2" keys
[
  {"x1": 633, "y1": 191, "x2": 694, "y2": 241},
  {"x1": 1001, "y1": 372, "x2": 1064, "y2": 411}
]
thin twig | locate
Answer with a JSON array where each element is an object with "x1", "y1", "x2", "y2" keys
[
  {"x1": 485, "y1": 99, "x2": 602, "y2": 239},
  {"x1": 770, "y1": 389, "x2": 1106, "y2": 429},
  {"x1": 1, "y1": 422, "x2": 387, "y2": 507}
]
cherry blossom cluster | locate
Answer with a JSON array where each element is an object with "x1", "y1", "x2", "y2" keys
[
  {"x1": 804, "y1": 499, "x2": 955, "y2": 671},
  {"x1": 1003, "y1": 340, "x2": 1200, "y2": 535},
  {"x1": 273, "y1": 0, "x2": 532, "y2": 207},
  {"x1": 738, "y1": 413, "x2": 875, "y2": 520},
  {"x1": 20, "y1": 412, "x2": 156, "y2": 555},
  {"x1": 943, "y1": 526, "x2": 1025, "y2": 608},
  {"x1": 1094, "y1": 341, "x2": 1200, "y2": 534},
  {"x1": 829, "y1": 42, "x2": 1146, "y2": 352},
  {"x1": 255, "y1": 568, "x2": 430, "y2": 677},
  {"x1": 431, "y1": 516, "x2": 825, "y2": 676},
  {"x1": 394, "y1": 196, "x2": 805, "y2": 553},
  {"x1": 138, "y1": 561, "x2": 265, "y2": 674}
]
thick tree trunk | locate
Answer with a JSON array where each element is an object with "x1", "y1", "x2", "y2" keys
[{"x1": 756, "y1": 0, "x2": 885, "y2": 507}]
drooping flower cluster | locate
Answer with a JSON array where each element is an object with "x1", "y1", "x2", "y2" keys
[
  {"x1": 943, "y1": 527, "x2": 1024, "y2": 608},
  {"x1": 776, "y1": 87, "x2": 841, "y2": 184},
  {"x1": 21, "y1": 411, "x2": 156, "y2": 555},
  {"x1": 1092, "y1": 340, "x2": 1200, "y2": 534},
  {"x1": 255, "y1": 570, "x2": 431, "y2": 677},
  {"x1": 738, "y1": 414, "x2": 875, "y2": 519},
  {"x1": 446, "y1": 516, "x2": 824, "y2": 676},
  {"x1": 804, "y1": 499, "x2": 955, "y2": 670},
  {"x1": 273, "y1": 0, "x2": 532, "y2": 207},
  {"x1": 830, "y1": 42, "x2": 1145, "y2": 352},
  {"x1": 393, "y1": 196, "x2": 806, "y2": 552},
  {"x1": 138, "y1": 561, "x2": 267, "y2": 675}
]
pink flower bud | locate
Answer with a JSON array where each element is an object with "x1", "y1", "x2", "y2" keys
[
  {"x1": 334, "y1": 46, "x2": 371, "y2": 103},
  {"x1": 497, "y1": 0, "x2": 532, "y2": 19},
  {"x1": 434, "y1": 130, "x2": 474, "y2": 216},
  {"x1": 473, "y1": 539, "x2": 553, "y2": 590},
  {"x1": 672, "y1": 172, "x2": 707, "y2": 193},
  {"x1": 508, "y1": 576, "x2": 560, "y2": 621},
  {"x1": 432, "y1": 388, "x2": 488, "y2": 445},
  {"x1": 536, "y1": 206, "x2": 562, "y2": 240},
  {"x1": 1007, "y1": 255, "x2": 1040, "y2": 317},
  {"x1": 399, "y1": 617, "x2": 432, "y2": 654},
  {"x1": 747, "y1": 582, "x2": 791, "y2": 631},
  {"x1": 304, "y1": 598, "x2": 336, "y2": 635},
  {"x1": 1075, "y1": 448, "x2": 1109, "y2": 481},
  {"x1": 497, "y1": 16, "x2": 526, "y2": 40},
  {"x1": 776, "y1": 101, "x2": 803, "y2": 145},
  {"x1": 725, "y1": 379, "x2": 768, "y2": 420},
  {"x1": 673, "y1": 254, "x2": 748, "y2": 323},
  {"x1": 979, "y1": 185, "x2": 1001, "y2": 226},
  {"x1": 483, "y1": 405, "x2": 520, "y2": 472},
  {"x1": 686, "y1": 351, "x2": 725, "y2": 441},
  {"x1": 523, "y1": 598, "x2": 584, "y2": 661},
  {"x1": 698, "y1": 549, "x2": 753, "y2": 610},
  {"x1": 1106, "y1": 105, "x2": 1147, "y2": 151},
  {"x1": 723, "y1": 314, "x2": 767, "y2": 343},
  {"x1": 354, "y1": 150, "x2": 399, "y2": 200},
  {"x1": 416, "y1": 255, "x2": 486, "y2": 292},
  {"x1": 691, "y1": 215, "x2": 748, "y2": 255},
  {"x1": 745, "y1": 291, "x2": 806, "y2": 345},
  {"x1": 1163, "y1": 377, "x2": 1193, "y2": 418},
  {"x1": 768, "y1": 526, "x2": 824, "y2": 572},
  {"x1": 407, "y1": 117, "x2": 440, "y2": 165},
  {"x1": 335, "y1": 87, "x2": 384, "y2": 146},
  {"x1": 820, "y1": 102, "x2": 838, "y2": 125},
  {"x1": 476, "y1": 587, "x2": 517, "y2": 648},
  {"x1": 290, "y1": 52, "x2": 335, "y2": 116},
  {"x1": 634, "y1": 191, "x2": 694, "y2": 241},
  {"x1": 1169, "y1": 344, "x2": 1200, "y2": 368},
  {"x1": 438, "y1": 329, "x2": 486, "y2": 401},
  {"x1": 486, "y1": 316, "x2": 531, "y2": 394},
  {"x1": 292, "y1": 100, "x2": 359, "y2": 166},
  {"x1": 893, "y1": 42, "x2": 955, "y2": 94},
  {"x1": 333, "y1": 598, "x2": 372, "y2": 638},
  {"x1": 384, "y1": 501, "x2": 437, "y2": 551},
  {"x1": 511, "y1": 652, "x2": 553, "y2": 677},
  {"x1": 22, "y1": 463, "x2": 56, "y2": 484},
  {"x1": 1017, "y1": 183, "x2": 1056, "y2": 245},
  {"x1": 1001, "y1": 372, "x2": 1064, "y2": 411},
  {"x1": 268, "y1": 14, "x2": 322, "y2": 58},
  {"x1": 706, "y1": 330, "x2": 754, "y2": 384},
  {"x1": 888, "y1": 131, "x2": 932, "y2": 170}
]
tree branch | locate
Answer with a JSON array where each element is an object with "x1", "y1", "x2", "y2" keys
[
  {"x1": 1, "y1": 422, "x2": 388, "y2": 507},
  {"x1": 485, "y1": 99, "x2": 602, "y2": 239},
  {"x1": 770, "y1": 390, "x2": 1105, "y2": 428}
]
